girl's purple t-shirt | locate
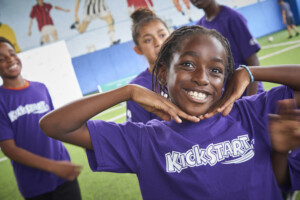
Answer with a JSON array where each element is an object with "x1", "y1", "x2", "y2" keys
[
  {"x1": 196, "y1": 5, "x2": 264, "y2": 95},
  {"x1": 0, "y1": 81, "x2": 70, "y2": 198},
  {"x1": 126, "y1": 68, "x2": 161, "y2": 123},
  {"x1": 86, "y1": 85, "x2": 293, "y2": 200}
]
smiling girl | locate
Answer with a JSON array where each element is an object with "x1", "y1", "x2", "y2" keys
[{"x1": 39, "y1": 25, "x2": 300, "y2": 199}]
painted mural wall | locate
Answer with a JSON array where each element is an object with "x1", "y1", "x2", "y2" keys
[{"x1": 1, "y1": 0, "x2": 269, "y2": 58}]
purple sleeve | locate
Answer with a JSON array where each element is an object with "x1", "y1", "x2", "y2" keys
[
  {"x1": 43, "y1": 84, "x2": 55, "y2": 110},
  {"x1": 288, "y1": 148, "x2": 300, "y2": 190},
  {"x1": 86, "y1": 120, "x2": 144, "y2": 173},
  {"x1": 0, "y1": 111, "x2": 14, "y2": 141},
  {"x1": 228, "y1": 12, "x2": 260, "y2": 60}
]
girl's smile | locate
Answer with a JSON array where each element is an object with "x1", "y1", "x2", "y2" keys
[{"x1": 164, "y1": 34, "x2": 226, "y2": 116}]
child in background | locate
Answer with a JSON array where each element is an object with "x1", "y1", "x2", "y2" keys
[
  {"x1": 127, "y1": 8, "x2": 170, "y2": 123},
  {"x1": 0, "y1": 37, "x2": 82, "y2": 200},
  {"x1": 190, "y1": 0, "x2": 264, "y2": 97},
  {"x1": 279, "y1": 0, "x2": 300, "y2": 39},
  {"x1": 40, "y1": 25, "x2": 300, "y2": 199}
]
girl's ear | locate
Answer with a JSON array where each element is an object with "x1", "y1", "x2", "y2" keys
[
  {"x1": 134, "y1": 46, "x2": 143, "y2": 55},
  {"x1": 158, "y1": 64, "x2": 167, "y2": 85}
]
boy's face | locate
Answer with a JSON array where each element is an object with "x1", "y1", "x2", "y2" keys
[
  {"x1": 135, "y1": 21, "x2": 169, "y2": 70},
  {"x1": 190, "y1": 0, "x2": 213, "y2": 9},
  {"x1": 163, "y1": 34, "x2": 226, "y2": 116},
  {"x1": 0, "y1": 43, "x2": 22, "y2": 80}
]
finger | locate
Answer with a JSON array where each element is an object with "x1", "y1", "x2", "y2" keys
[
  {"x1": 160, "y1": 101, "x2": 199, "y2": 123},
  {"x1": 277, "y1": 99, "x2": 296, "y2": 115},
  {"x1": 221, "y1": 103, "x2": 234, "y2": 116},
  {"x1": 217, "y1": 96, "x2": 237, "y2": 113}
]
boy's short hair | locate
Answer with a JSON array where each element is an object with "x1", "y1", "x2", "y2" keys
[{"x1": 0, "y1": 37, "x2": 15, "y2": 50}]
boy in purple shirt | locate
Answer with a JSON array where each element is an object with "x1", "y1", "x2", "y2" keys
[
  {"x1": 190, "y1": 0, "x2": 264, "y2": 97},
  {"x1": 40, "y1": 26, "x2": 300, "y2": 199},
  {"x1": 0, "y1": 37, "x2": 81, "y2": 200}
]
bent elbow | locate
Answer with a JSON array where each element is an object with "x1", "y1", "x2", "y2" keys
[{"x1": 39, "y1": 115, "x2": 57, "y2": 138}]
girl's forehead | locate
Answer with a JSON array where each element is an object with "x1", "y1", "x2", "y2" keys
[{"x1": 179, "y1": 34, "x2": 225, "y2": 54}]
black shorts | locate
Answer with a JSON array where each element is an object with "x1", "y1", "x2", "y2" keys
[
  {"x1": 25, "y1": 179, "x2": 81, "y2": 200},
  {"x1": 286, "y1": 16, "x2": 295, "y2": 26}
]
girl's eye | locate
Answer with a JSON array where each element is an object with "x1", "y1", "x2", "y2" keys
[
  {"x1": 144, "y1": 38, "x2": 152, "y2": 43},
  {"x1": 180, "y1": 62, "x2": 195, "y2": 70},
  {"x1": 160, "y1": 33, "x2": 167, "y2": 38},
  {"x1": 210, "y1": 67, "x2": 223, "y2": 74}
]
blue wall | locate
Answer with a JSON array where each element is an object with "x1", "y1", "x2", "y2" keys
[
  {"x1": 237, "y1": 0, "x2": 284, "y2": 38},
  {"x1": 72, "y1": 41, "x2": 148, "y2": 95}
]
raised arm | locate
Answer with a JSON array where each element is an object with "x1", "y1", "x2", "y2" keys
[
  {"x1": 202, "y1": 64, "x2": 300, "y2": 118},
  {"x1": 39, "y1": 84, "x2": 199, "y2": 149}
]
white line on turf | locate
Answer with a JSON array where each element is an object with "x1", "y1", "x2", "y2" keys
[
  {"x1": 108, "y1": 113, "x2": 126, "y2": 122},
  {"x1": 0, "y1": 157, "x2": 8, "y2": 162},
  {"x1": 262, "y1": 40, "x2": 300, "y2": 49},
  {"x1": 96, "y1": 103, "x2": 125, "y2": 116},
  {"x1": 259, "y1": 43, "x2": 300, "y2": 60}
]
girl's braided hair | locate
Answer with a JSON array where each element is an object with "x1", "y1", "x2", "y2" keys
[{"x1": 152, "y1": 25, "x2": 235, "y2": 95}]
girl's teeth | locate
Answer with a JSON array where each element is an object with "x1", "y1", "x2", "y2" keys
[{"x1": 188, "y1": 91, "x2": 207, "y2": 100}]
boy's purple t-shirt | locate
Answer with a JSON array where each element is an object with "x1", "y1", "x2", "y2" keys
[
  {"x1": 126, "y1": 68, "x2": 161, "y2": 123},
  {"x1": 196, "y1": 5, "x2": 264, "y2": 95},
  {"x1": 86, "y1": 85, "x2": 293, "y2": 200},
  {"x1": 0, "y1": 81, "x2": 70, "y2": 198}
]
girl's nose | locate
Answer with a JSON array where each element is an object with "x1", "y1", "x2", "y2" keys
[
  {"x1": 191, "y1": 67, "x2": 209, "y2": 85},
  {"x1": 154, "y1": 37, "x2": 163, "y2": 47}
]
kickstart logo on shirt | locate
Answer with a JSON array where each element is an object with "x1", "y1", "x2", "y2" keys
[
  {"x1": 8, "y1": 101, "x2": 50, "y2": 122},
  {"x1": 165, "y1": 135, "x2": 255, "y2": 173}
]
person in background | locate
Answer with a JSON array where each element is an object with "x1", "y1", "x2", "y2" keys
[
  {"x1": 39, "y1": 25, "x2": 300, "y2": 199},
  {"x1": 70, "y1": 0, "x2": 121, "y2": 46},
  {"x1": 190, "y1": 0, "x2": 264, "y2": 97},
  {"x1": 28, "y1": 0, "x2": 70, "y2": 45},
  {"x1": 0, "y1": 37, "x2": 82, "y2": 200},
  {"x1": 126, "y1": 8, "x2": 170, "y2": 123},
  {"x1": 279, "y1": 0, "x2": 299, "y2": 39}
]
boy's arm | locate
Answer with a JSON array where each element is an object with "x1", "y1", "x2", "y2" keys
[
  {"x1": 40, "y1": 84, "x2": 199, "y2": 149},
  {"x1": 282, "y1": 10, "x2": 287, "y2": 24},
  {"x1": 28, "y1": 18, "x2": 33, "y2": 36},
  {"x1": 0, "y1": 139, "x2": 81, "y2": 181},
  {"x1": 54, "y1": 6, "x2": 70, "y2": 12}
]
